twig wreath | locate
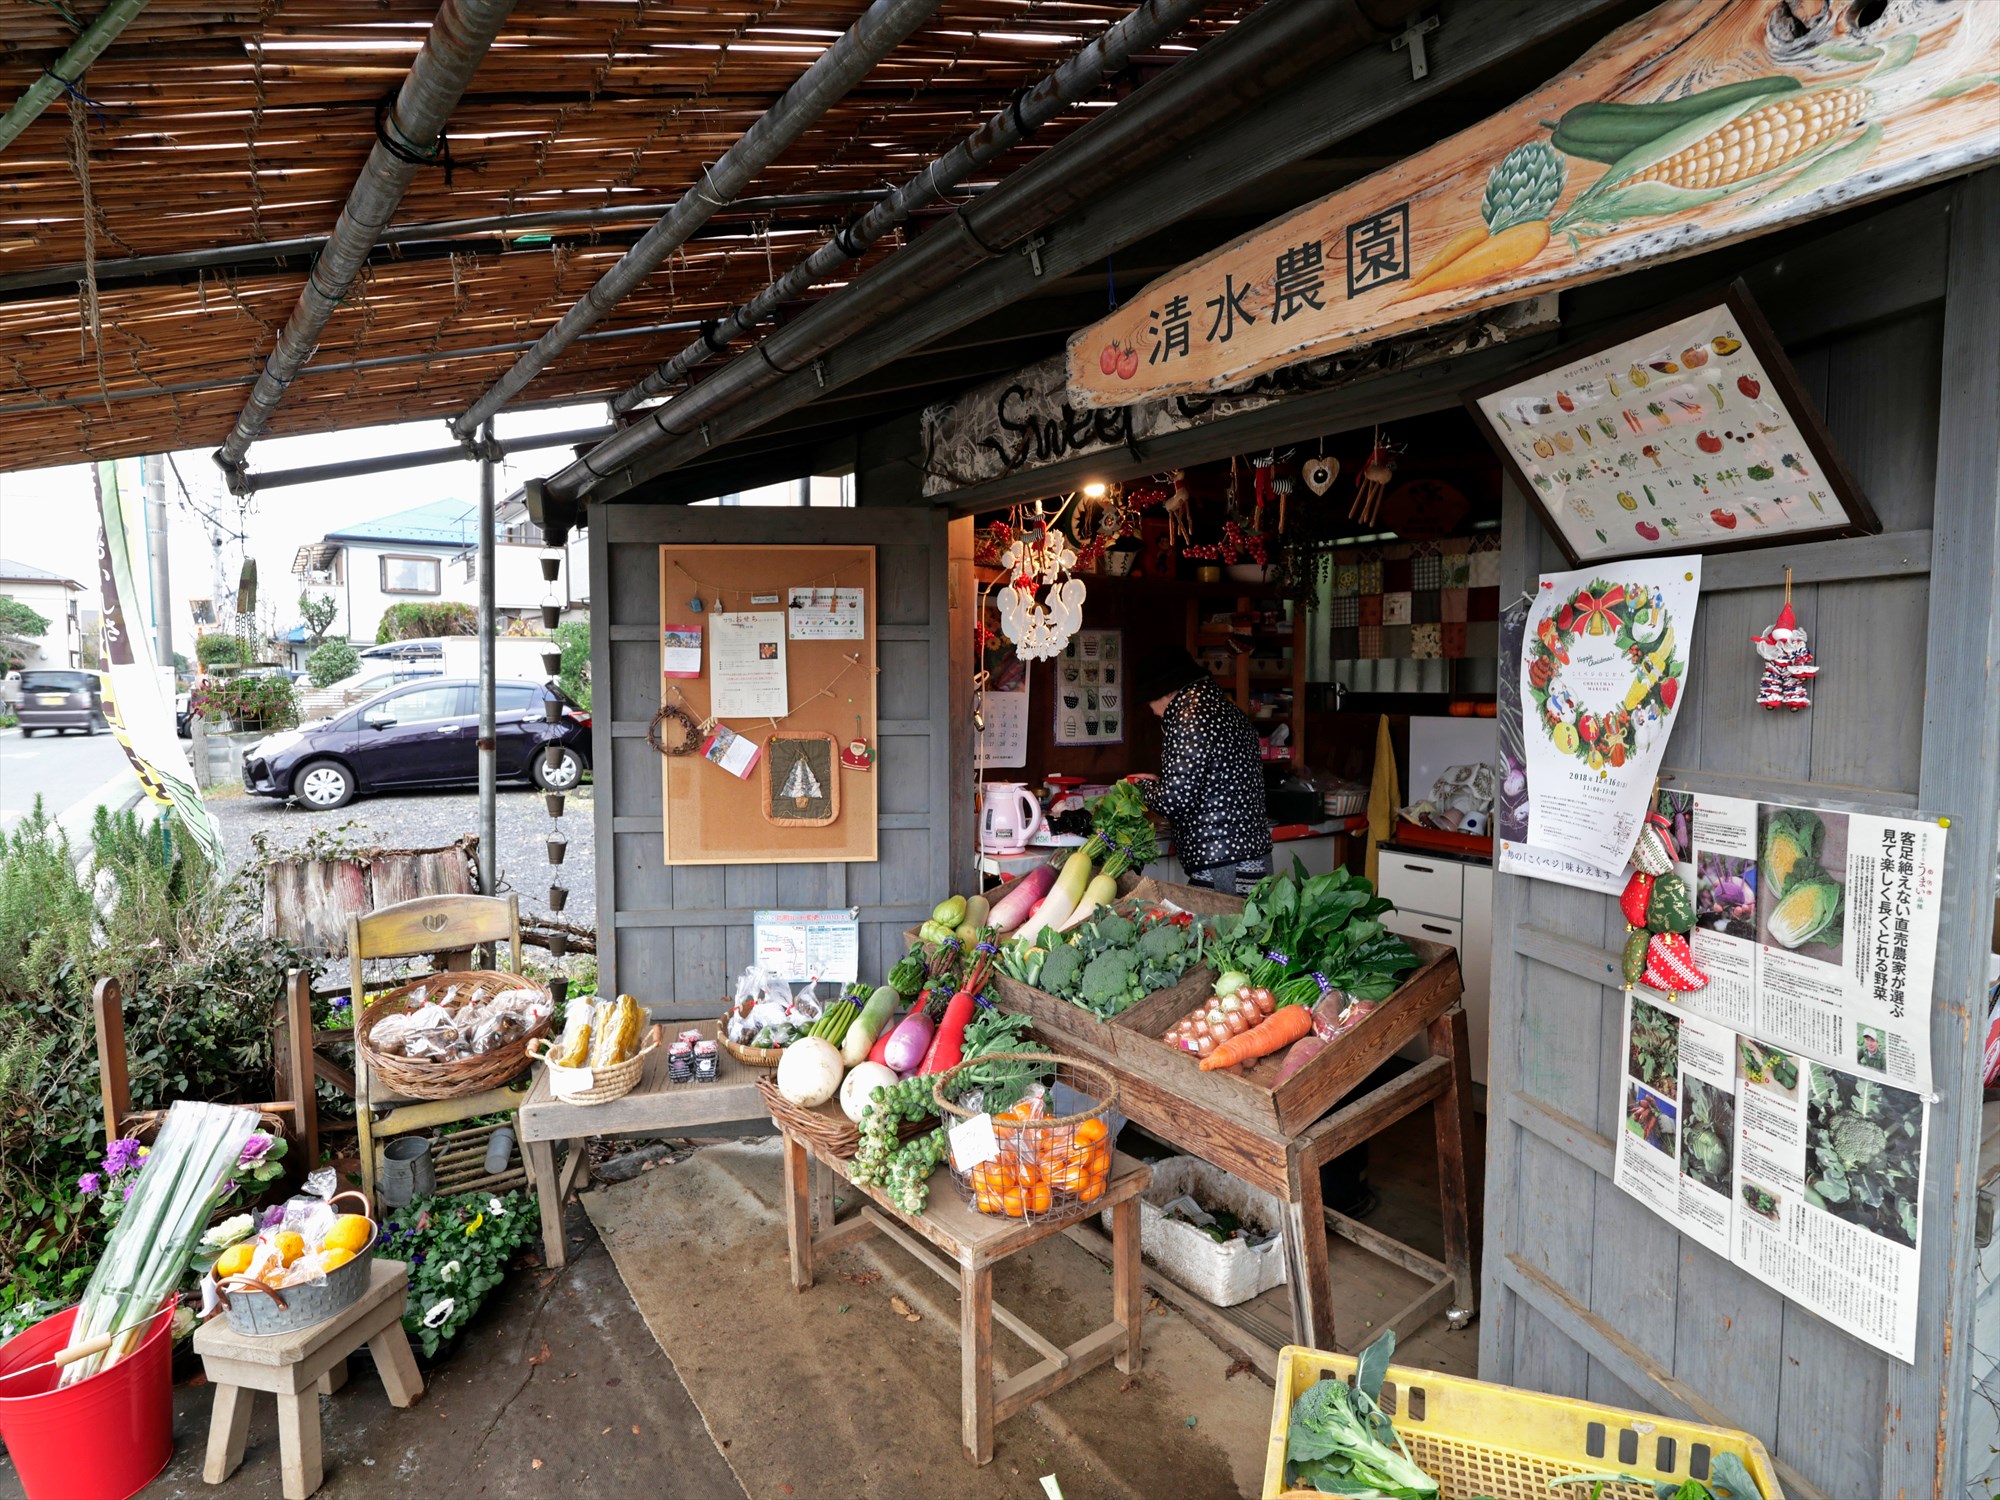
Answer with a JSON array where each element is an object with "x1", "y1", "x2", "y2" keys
[{"x1": 648, "y1": 699, "x2": 703, "y2": 757}]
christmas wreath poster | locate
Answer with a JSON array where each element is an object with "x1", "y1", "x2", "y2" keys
[{"x1": 1520, "y1": 554, "x2": 1700, "y2": 871}]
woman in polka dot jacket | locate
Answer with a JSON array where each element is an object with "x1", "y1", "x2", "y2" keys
[{"x1": 1129, "y1": 648, "x2": 1271, "y2": 894}]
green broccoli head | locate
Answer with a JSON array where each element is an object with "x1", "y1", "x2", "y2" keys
[
  {"x1": 1078, "y1": 948, "x2": 1141, "y2": 1013},
  {"x1": 1092, "y1": 911, "x2": 1138, "y2": 948},
  {"x1": 1137, "y1": 922, "x2": 1186, "y2": 962},
  {"x1": 1037, "y1": 942, "x2": 1085, "y2": 997}
]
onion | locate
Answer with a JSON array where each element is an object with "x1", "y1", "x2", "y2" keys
[{"x1": 1195, "y1": 1035, "x2": 1217, "y2": 1056}]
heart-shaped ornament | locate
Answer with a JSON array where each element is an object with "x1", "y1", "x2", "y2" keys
[{"x1": 1302, "y1": 457, "x2": 1338, "y2": 497}]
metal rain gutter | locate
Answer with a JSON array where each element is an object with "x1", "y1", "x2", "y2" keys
[
  {"x1": 212, "y1": 0, "x2": 521, "y2": 480},
  {"x1": 0, "y1": 0, "x2": 151, "y2": 155},
  {"x1": 548, "y1": 0, "x2": 1412, "y2": 501},
  {"x1": 445, "y1": 0, "x2": 942, "y2": 443},
  {"x1": 607, "y1": 0, "x2": 1216, "y2": 417},
  {"x1": 241, "y1": 424, "x2": 616, "y2": 494}
]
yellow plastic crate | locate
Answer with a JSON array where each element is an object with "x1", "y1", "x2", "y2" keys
[{"x1": 1262, "y1": 1346, "x2": 1784, "y2": 1500}]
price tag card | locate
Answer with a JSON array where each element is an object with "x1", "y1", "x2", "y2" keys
[{"x1": 948, "y1": 1111, "x2": 999, "y2": 1171}]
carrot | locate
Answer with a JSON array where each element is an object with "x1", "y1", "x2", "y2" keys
[
  {"x1": 1407, "y1": 226, "x2": 1489, "y2": 287},
  {"x1": 1390, "y1": 220, "x2": 1550, "y2": 303},
  {"x1": 1199, "y1": 1004, "x2": 1314, "y2": 1071}
]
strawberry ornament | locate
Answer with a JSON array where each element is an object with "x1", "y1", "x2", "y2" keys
[
  {"x1": 1622, "y1": 928, "x2": 1652, "y2": 987},
  {"x1": 1642, "y1": 931, "x2": 1710, "y2": 993},
  {"x1": 1620, "y1": 871, "x2": 1655, "y2": 928}
]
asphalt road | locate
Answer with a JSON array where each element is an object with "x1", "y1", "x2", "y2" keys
[
  {"x1": 0, "y1": 724, "x2": 134, "y2": 833},
  {"x1": 206, "y1": 780, "x2": 593, "y2": 932}
]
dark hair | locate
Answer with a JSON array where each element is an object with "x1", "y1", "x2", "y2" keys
[{"x1": 1134, "y1": 647, "x2": 1205, "y2": 705}]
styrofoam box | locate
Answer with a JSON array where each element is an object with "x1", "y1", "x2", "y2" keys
[{"x1": 1100, "y1": 1155, "x2": 1288, "y2": 1308}]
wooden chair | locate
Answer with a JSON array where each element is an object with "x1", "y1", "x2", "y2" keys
[
  {"x1": 350, "y1": 893, "x2": 527, "y2": 1205},
  {"x1": 93, "y1": 970, "x2": 317, "y2": 1167}
]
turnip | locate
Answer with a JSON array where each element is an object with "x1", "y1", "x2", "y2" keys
[
  {"x1": 839, "y1": 1062, "x2": 899, "y2": 1123},
  {"x1": 775, "y1": 1037, "x2": 844, "y2": 1108},
  {"x1": 881, "y1": 1009, "x2": 935, "y2": 1074}
]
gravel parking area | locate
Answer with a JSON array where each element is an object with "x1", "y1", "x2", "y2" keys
[{"x1": 206, "y1": 781, "x2": 593, "y2": 933}]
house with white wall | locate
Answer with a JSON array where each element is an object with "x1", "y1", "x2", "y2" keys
[
  {"x1": 290, "y1": 498, "x2": 566, "y2": 650},
  {"x1": 0, "y1": 558, "x2": 84, "y2": 669}
]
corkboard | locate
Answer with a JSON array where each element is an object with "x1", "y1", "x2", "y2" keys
[{"x1": 658, "y1": 544, "x2": 877, "y2": 865}]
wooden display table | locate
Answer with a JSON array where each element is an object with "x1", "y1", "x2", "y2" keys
[
  {"x1": 988, "y1": 916, "x2": 1480, "y2": 1368},
  {"x1": 194, "y1": 1258, "x2": 422, "y2": 1499},
  {"x1": 517, "y1": 1041, "x2": 767, "y2": 1267},
  {"x1": 778, "y1": 1129, "x2": 1150, "y2": 1466}
]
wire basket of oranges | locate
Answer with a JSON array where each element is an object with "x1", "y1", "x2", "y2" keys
[
  {"x1": 209, "y1": 1190, "x2": 379, "y2": 1336},
  {"x1": 932, "y1": 1052, "x2": 1120, "y2": 1222}
]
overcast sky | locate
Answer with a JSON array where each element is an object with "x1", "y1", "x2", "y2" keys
[{"x1": 0, "y1": 404, "x2": 601, "y2": 656}]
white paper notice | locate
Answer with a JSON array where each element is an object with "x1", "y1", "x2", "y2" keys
[
  {"x1": 1614, "y1": 990, "x2": 1736, "y2": 1260},
  {"x1": 753, "y1": 908, "x2": 860, "y2": 984},
  {"x1": 786, "y1": 586, "x2": 865, "y2": 640},
  {"x1": 710, "y1": 611, "x2": 788, "y2": 718},
  {"x1": 948, "y1": 1112, "x2": 1000, "y2": 1171},
  {"x1": 661, "y1": 622, "x2": 703, "y2": 679},
  {"x1": 701, "y1": 723, "x2": 761, "y2": 779},
  {"x1": 1682, "y1": 794, "x2": 1945, "y2": 1093},
  {"x1": 1520, "y1": 555, "x2": 1700, "y2": 869}
]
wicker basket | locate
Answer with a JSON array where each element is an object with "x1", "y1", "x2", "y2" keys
[
  {"x1": 757, "y1": 1075, "x2": 933, "y2": 1160},
  {"x1": 527, "y1": 1026, "x2": 661, "y2": 1105},
  {"x1": 718, "y1": 1014, "x2": 785, "y2": 1068},
  {"x1": 356, "y1": 970, "x2": 553, "y2": 1101},
  {"x1": 933, "y1": 1052, "x2": 1119, "y2": 1222}
]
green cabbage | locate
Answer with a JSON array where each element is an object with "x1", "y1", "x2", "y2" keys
[
  {"x1": 1759, "y1": 809, "x2": 1825, "y2": 898},
  {"x1": 1768, "y1": 873, "x2": 1843, "y2": 949}
]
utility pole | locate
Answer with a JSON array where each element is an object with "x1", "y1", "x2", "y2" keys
[
  {"x1": 477, "y1": 421, "x2": 498, "y2": 900},
  {"x1": 146, "y1": 456, "x2": 174, "y2": 669}
]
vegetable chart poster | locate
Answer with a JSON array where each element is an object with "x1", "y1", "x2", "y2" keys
[
  {"x1": 1616, "y1": 989, "x2": 1929, "y2": 1363},
  {"x1": 1514, "y1": 554, "x2": 1700, "y2": 872},
  {"x1": 1673, "y1": 794, "x2": 1946, "y2": 1094}
]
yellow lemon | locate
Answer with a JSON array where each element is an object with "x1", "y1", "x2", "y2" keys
[
  {"x1": 213, "y1": 1242, "x2": 254, "y2": 1280},
  {"x1": 321, "y1": 1215, "x2": 373, "y2": 1254},
  {"x1": 272, "y1": 1230, "x2": 306, "y2": 1266},
  {"x1": 318, "y1": 1247, "x2": 355, "y2": 1273}
]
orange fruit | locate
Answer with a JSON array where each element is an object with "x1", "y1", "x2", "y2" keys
[
  {"x1": 272, "y1": 1231, "x2": 306, "y2": 1266},
  {"x1": 317, "y1": 1247, "x2": 355, "y2": 1273},
  {"x1": 321, "y1": 1215, "x2": 373, "y2": 1254},
  {"x1": 1075, "y1": 1119, "x2": 1108, "y2": 1146},
  {"x1": 213, "y1": 1242, "x2": 254, "y2": 1280}
]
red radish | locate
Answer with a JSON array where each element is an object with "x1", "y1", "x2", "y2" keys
[
  {"x1": 920, "y1": 939, "x2": 996, "y2": 1075},
  {"x1": 867, "y1": 1012, "x2": 903, "y2": 1066},
  {"x1": 989, "y1": 864, "x2": 1057, "y2": 934},
  {"x1": 882, "y1": 1009, "x2": 935, "y2": 1073},
  {"x1": 1099, "y1": 344, "x2": 1119, "y2": 376},
  {"x1": 1273, "y1": 1034, "x2": 1328, "y2": 1085}
]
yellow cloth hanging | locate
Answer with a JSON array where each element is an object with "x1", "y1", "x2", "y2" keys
[{"x1": 1364, "y1": 714, "x2": 1399, "y2": 887}]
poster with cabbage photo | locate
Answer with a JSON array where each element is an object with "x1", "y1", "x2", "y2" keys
[{"x1": 1667, "y1": 793, "x2": 1946, "y2": 1094}]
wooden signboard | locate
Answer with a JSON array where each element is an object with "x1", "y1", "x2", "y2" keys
[
  {"x1": 1063, "y1": 0, "x2": 2000, "y2": 408},
  {"x1": 657, "y1": 544, "x2": 877, "y2": 865}
]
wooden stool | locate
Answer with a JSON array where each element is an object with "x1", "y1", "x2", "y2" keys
[{"x1": 193, "y1": 1258, "x2": 423, "y2": 1499}]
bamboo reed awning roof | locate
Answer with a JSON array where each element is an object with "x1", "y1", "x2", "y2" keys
[{"x1": 0, "y1": 0, "x2": 1250, "y2": 472}]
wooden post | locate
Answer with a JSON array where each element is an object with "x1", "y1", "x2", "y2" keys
[
  {"x1": 92, "y1": 977, "x2": 129, "y2": 1145},
  {"x1": 960, "y1": 1262, "x2": 995, "y2": 1466},
  {"x1": 1428, "y1": 1003, "x2": 1481, "y2": 1314},
  {"x1": 783, "y1": 1131, "x2": 814, "y2": 1291},
  {"x1": 1283, "y1": 1141, "x2": 1335, "y2": 1351},
  {"x1": 524, "y1": 1139, "x2": 565, "y2": 1268},
  {"x1": 1112, "y1": 1195, "x2": 1143, "y2": 1375}
]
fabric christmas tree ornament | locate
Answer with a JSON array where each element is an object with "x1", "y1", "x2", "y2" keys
[
  {"x1": 1647, "y1": 871, "x2": 1697, "y2": 934},
  {"x1": 1622, "y1": 928, "x2": 1652, "y2": 987},
  {"x1": 1642, "y1": 931, "x2": 1710, "y2": 992},
  {"x1": 1619, "y1": 871, "x2": 1655, "y2": 929},
  {"x1": 1631, "y1": 816, "x2": 1678, "y2": 876}
]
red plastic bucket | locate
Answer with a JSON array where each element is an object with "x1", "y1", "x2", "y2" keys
[{"x1": 0, "y1": 1302, "x2": 176, "y2": 1500}]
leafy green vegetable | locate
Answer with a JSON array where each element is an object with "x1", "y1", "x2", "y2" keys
[
  {"x1": 1284, "y1": 1330, "x2": 1438, "y2": 1498},
  {"x1": 1758, "y1": 809, "x2": 1824, "y2": 899},
  {"x1": 885, "y1": 946, "x2": 928, "y2": 997},
  {"x1": 1804, "y1": 1063, "x2": 1922, "y2": 1247},
  {"x1": 1553, "y1": 1449, "x2": 1763, "y2": 1500},
  {"x1": 953, "y1": 1007, "x2": 1039, "y2": 1112},
  {"x1": 1767, "y1": 873, "x2": 1842, "y2": 950},
  {"x1": 1031, "y1": 904, "x2": 1205, "y2": 1016},
  {"x1": 1084, "y1": 781, "x2": 1160, "y2": 877},
  {"x1": 1212, "y1": 860, "x2": 1417, "y2": 1002}
]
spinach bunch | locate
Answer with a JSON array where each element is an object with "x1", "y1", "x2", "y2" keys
[{"x1": 1213, "y1": 859, "x2": 1417, "y2": 1001}]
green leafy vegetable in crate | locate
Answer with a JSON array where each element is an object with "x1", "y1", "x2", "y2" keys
[
  {"x1": 1285, "y1": 1329, "x2": 1438, "y2": 1498},
  {"x1": 1212, "y1": 860, "x2": 1418, "y2": 1002},
  {"x1": 1552, "y1": 1448, "x2": 1763, "y2": 1499},
  {"x1": 1028, "y1": 905, "x2": 1205, "y2": 1018}
]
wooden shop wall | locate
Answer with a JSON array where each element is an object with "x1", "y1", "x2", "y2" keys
[
  {"x1": 588, "y1": 506, "x2": 958, "y2": 1016},
  {"x1": 1481, "y1": 176, "x2": 2000, "y2": 1500}
]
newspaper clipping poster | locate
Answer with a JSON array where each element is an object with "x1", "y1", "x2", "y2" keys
[
  {"x1": 1517, "y1": 555, "x2": 1701, "y2": 872},
  {"x1": 1615, "y1": 991, "x2": 1739, "y2": 1261}
]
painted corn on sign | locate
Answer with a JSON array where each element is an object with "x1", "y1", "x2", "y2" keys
[{"x1": 1063, "y1": 0, "x2": 2000, "y2": 409}]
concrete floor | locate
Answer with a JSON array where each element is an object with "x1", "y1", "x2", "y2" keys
[{"x1": 0, "y1": 1200, "x2": 745, "y2": 1500}]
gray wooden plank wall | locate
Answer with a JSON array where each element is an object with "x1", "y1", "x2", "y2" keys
[
  {"x1": 1481, "y1": 176, "x2": 2000, "y2": 1500},
  {"x1": 587, "y1": 505, "x2": 954, "y2": 1017}
]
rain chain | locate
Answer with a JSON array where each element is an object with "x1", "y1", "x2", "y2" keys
[{"x1": 539, "y1": 550, "x2": 571, "y2": 954}]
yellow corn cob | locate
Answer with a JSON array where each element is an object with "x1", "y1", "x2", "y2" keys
[
  {"x1": 1628, "y1": 86, "x2": 1868, "y2": 193},
  {"x1": 551, "y1": 1006, "x2": 591, "y2": 1068},
  {"x1": 586, "y1": 999, "x2": 619, "y2": 1067},
  {"x1": 595, "y1": 994, "x2": 644, "y2": 1065}
]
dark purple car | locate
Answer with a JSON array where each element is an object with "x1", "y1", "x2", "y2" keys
[{"x1": 241, "y1": 676, "x2": 589, "y2": 810}]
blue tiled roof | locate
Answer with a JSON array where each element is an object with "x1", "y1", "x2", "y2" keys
[{"x1": 323, "y1": 499, "x2": 486, "y2": 547}]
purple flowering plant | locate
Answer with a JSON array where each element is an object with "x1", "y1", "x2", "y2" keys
[{"x1": 80, "y1": 1130, "x2": 287, "y2": 1222}]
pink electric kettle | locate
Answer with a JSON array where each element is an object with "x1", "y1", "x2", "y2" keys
[{"x1": 978, "y1": 782, "x2": 1045, "y2": 855}]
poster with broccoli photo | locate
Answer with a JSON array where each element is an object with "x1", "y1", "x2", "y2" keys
[
  {"x1": 1613, "y1": 990, "x2": 1734, "y2": 1259},
  {"x1": 1680, "y1": 794, "x2": 1945, "y2": 1093},
  {"x1": 1730, "y1": 1045, "x2": 1927, "y2": 1363}
]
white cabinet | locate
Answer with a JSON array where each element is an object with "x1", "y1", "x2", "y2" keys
[{"x1": 1378, "y1": 849, "x2": 1493, "y2": 1089}]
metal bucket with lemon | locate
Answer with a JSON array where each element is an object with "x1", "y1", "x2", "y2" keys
[{"x1": 210, "y1": 1190, "x2": 380, "y2": 1336}]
